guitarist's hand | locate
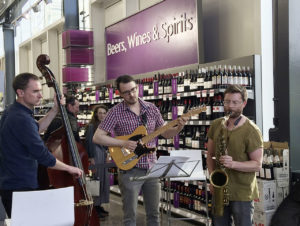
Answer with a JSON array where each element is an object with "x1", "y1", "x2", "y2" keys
[
  {"x1": 122, "y1": 140, "x2": 137, "y2": 152},
  {"x1": 177, "y1": 116, "x2": 189, "y2": 131}
]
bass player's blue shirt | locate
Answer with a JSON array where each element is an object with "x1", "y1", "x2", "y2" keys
[{"x1": 0, "y1": 101, "x2": 56, "y2": 190}]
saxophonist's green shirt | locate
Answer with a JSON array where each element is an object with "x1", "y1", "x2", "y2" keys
[{"x1": 208, "y1": 117, "x2": 263, "y2": 201}]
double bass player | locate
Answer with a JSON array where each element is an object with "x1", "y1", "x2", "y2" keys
[{"x1": 0, "y1": 72, "x2": 83, "y2": 218}]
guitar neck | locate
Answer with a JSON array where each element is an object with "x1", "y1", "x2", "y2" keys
[
  {"x1": 140, "y1": 107, "x2": 205, "y2": 144},
  {"x1": 141, "y1": 119, "x2": 179, "y2": 144}
]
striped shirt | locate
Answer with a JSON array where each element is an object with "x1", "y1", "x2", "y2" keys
[{"x1": 99, "y1": 98, "x2": 164, "y2": 169}]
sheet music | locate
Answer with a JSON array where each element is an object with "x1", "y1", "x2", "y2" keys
[
  {"x1": 170, "y1": 149, "x2": 206, "y2": 180},
  {"x1": 148, "y1": 156, "x2": 190, "y2": 178},
  {"x1": 11, "y1": 187, "x2": 74, "y2": 226}
]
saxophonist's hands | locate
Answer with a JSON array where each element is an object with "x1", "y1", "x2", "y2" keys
[{"x1": 219, "y1": 155, "x2": 234, "y2": 169}]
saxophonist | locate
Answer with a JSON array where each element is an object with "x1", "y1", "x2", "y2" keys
[{"x1": 207, "y1": 85, "x2": 263, "y2": 226}]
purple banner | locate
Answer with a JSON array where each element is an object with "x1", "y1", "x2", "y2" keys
[
  {"x1": 172, "y1": 106, "x2": 178, "y2": 120},
  {"x1": 62, "y1": 30, "x2": 93, "y2": 48},
  {"x1": 138, "y1": 84, "x2": 144, "y2": 97},
  {"x1": 173, "y1": 191, "x2": 180, "y2": 208},
  {"x1": 153, "y1": 81, "x2": 159, "y2": 96},
  {"x1": 95, "y1": 90, "x2": 99, "y2": 102},
  {"x1": 109, "y1": 88, "x2": 114, "y2": 101},
  {"x1": 172, "y1": 106, "x2": 179, "y2": 149},
  {"x1": 106, "y1": 0, "x2": 199, "y2": 80},
  {"x1": 172, "y1": 78, "x2": 177, "y2": 95},
  {"x1": 62, "y1": 67, "x2": 89, "y2": 83}
]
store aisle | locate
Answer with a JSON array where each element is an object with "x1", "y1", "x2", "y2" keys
[{"x1": 100, "y1": 192, "x2": 201, "y2": 226}]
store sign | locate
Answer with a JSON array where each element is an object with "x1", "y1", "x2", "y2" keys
[{"x1": 105, "y1": 0, "x2": 199, "y2": 80}]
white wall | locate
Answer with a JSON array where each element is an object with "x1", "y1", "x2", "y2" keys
[{"x1": 140, "y1": 0, "x2": 163, "y2": 11}]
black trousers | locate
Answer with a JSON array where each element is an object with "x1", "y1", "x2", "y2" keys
[{"x1": 0, "y1": 188, "x2": 35, "y2": 218}]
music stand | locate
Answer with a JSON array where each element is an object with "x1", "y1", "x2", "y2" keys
[
  {"x1": 130, "y1": 156, "x2": 199, "y2": 181},
  {"x1": 130, "y1": 155, "x2": 209, "y2": 226}
]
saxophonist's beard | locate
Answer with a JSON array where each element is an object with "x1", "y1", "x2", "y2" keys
[{"x1": 225, "y1": 109, "x2": 242, "y2": 119}]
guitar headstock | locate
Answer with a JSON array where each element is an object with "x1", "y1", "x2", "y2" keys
[{"x1": 182, "y1": 105, "x2": 207, "y2": 118}]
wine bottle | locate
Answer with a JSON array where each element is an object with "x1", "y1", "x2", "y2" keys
[
  {"x1": 227, "y1": 65, "x2": 233, "y2": 85},
  {"x1": 212, "y1": 95, "x2": 218, "y2": 120},
  {"x1": 158, "y1": 73, "x2": 164, "y2": 94},
  {"x1": 232, "y1": 65, "x2": 238, "y2": 85},
  {"x1": 197, "y1": 68, "x2": 205, "y2": 90},
  {"x1": 246, "y1": 66, "x2": 253, "y2": 88},
  {"x1": 222, "y1": 65, "x2": 228, "y2": 88},
  {"x1": 185, "y1": 126, "x2": 193, "y2": 148},
  {"x1": 205, "y1": 97, "x2": 212, "y2": 120},
  {"x1": 237, "y1": 65, "x2": 243, "y2": 85},
  {"x1": 184, "y1": 70, "x2": 190, "y2": 92},
  {"x1": 242, "y1": 66, "x2": 248, "y2": 87},
  {"x1": 216, "y1": 65, "x2": 223, "y2": 89},
  {"x1": 177, "y1": 72, "x2": 184, "y2": 93},
  {"x1": 192, "y1": 126, "x2": 200, "y2": 149},
  {"x1": 212, "y1": 65, "x2": 217, "y2": 89}
]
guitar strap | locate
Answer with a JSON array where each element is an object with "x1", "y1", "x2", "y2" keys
[{"x1": 141, "y1": 113, "x2": 147, "y2": 129}]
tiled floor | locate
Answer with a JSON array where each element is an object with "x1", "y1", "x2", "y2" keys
[{"x1": 99, "y1": 192, "x2": 205, "y2": 226}]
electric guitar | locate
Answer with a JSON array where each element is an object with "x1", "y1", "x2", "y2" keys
[{"x1": 109, "y1": 106, "x2": 206, "y2": 170}]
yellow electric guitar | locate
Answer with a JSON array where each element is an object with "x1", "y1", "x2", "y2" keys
[{"x1": 109, "y1": 106, "x2": 206, "y2": 170}]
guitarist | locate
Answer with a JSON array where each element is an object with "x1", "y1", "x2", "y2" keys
[{"x1": 93, "y1": 75, "x2": 189, "y2": 226}]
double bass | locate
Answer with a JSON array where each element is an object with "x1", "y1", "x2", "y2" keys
[{"x1": 37, "y1": 54, "x2": 99, "y2": 226}]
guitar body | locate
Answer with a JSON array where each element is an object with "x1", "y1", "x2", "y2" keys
[{"x1": 109, "y1": 126, "x2": 156, "y2": 170}]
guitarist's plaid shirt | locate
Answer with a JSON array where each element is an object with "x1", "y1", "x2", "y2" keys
[{"x1": 99, "y1": 98, "x2": 164, "y2": 169}]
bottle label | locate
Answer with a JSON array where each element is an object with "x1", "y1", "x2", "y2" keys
[
  {"x1": 223, "y1": 75, "x2": 228, "y2": 85},
  {"x1": 168, "y1": 112, "x2": 172, "y2": 120},
  {"x1": 219, "y1": 106, "x2": 224, "y2": 113},
  {"x1": 207, "y1": 81, "x2": 212, "y2": 89},
  {"x1": 206, "y1": 106, "x2": 211, "y2": 115},
  {"x1": 184, "y1": 79, "x2": 190, "y2": 86},
  {"x1": 178, "y1": 106, "x2": 184, "y2": 116},
  {"x1": 185, "y1": 137, "x2": 192, "y2": 147},
  {"x1": 191, "y1": 114, "x2": 199, "y2": 120},
  {"x1": 265, "y1": 168, "x2": 272, "y2": 179},
  {"x1": 212, "y1": 76, "x2": 216, "y2": 85},
  {"x1": 260, "y1": 167, "x2": 265, "y2": 178},
  {"x1": 148, "y1": 88, "x2": 154, "y2": 95},
  {"x1": 178, "y1": 84, "x2": 184, "y2": 92},
  {"x1": 158, "y1": 86, "x2": 163, "y2": 94},
  {"x1": 217, "y1": 75, "x2": 221, "y2": 85},
  {"x1": 197, "y1": 78, "x2": 204, "y2": 83}
]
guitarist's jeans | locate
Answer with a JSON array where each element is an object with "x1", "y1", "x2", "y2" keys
[{"x1": 119, "y1": 168, "x2": 161, "y2": 226}]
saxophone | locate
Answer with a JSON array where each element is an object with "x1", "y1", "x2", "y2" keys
[{"x1": 209, "y1": 115, "x2": 230, "y2": 217}]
